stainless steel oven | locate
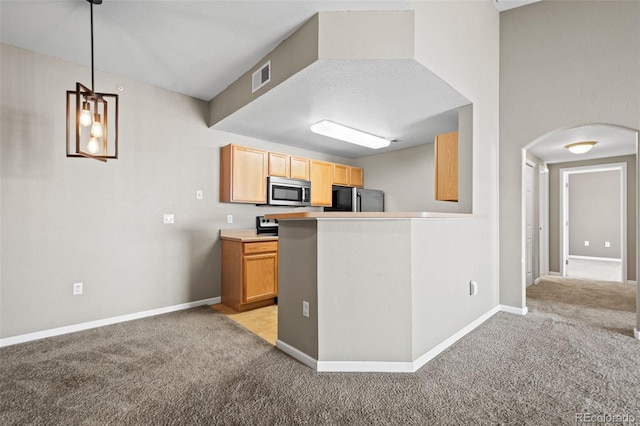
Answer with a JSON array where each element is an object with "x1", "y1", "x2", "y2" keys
[{"x1": 266, "y1": 176, "x2": 311, "y2": 207}]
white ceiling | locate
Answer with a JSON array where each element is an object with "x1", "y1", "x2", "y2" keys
[
  {"x1": 4, "y1": 0, "x2": 632, "y2": 162},
  {"x1": 214, "y1": 60, "x2": 469, "y2": 158},
  {"x1": 528, "y1": 125, "x2": 637, "y2": 164},
  {"x1": 0, "y1": 0, "x2": 412, "y2": 101}
]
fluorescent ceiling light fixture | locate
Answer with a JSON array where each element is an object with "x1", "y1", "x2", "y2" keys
[
  {"x1": 565, "y1": 141, "x2": 597, "y2": 154},
  {"x1": 310, "y1": 120, "x2": 391, "y2": 149}
]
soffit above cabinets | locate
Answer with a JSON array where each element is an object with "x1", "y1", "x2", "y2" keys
[
  {"x1": 209, "y1": 11, "x2": 471, "y2": 159},
  {"x1": 493, "y1": 0, "x2": 542, "y2": 12}
]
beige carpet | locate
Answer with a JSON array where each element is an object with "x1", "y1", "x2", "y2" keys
[
  {"x1": 527, "y1": 275, "x2": 636, "y2": 337},
  {"x1": 1, "y1": 281, "x2": 639, "y2": 425}
]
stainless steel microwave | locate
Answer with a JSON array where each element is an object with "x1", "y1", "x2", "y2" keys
[{"x1": 266, "y1": 176, "x2": 311, "y2": 207}]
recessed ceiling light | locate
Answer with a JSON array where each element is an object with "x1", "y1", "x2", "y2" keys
[
  {"x1": 116, "y1": 84, "x2": 125, "y2": 91},
  {"x1": 310, "y1": 120, "x2": 391, "y2": 149},
  {"x1": 565, "y1": 141, "x2": 596, "y2": 154}
]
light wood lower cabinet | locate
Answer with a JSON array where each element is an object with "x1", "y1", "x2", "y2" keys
[{"x1": 221, "y1": 239, "x2": 278, "y2": 312}]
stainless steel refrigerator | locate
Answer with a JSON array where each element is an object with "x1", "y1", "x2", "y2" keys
[{"x1": 324, "y1": 186, "x2": 384, "y2": 212}]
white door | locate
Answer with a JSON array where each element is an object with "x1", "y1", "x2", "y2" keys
[{"x1": 526, "y1": 164, "x2": 534, "y2": 286}]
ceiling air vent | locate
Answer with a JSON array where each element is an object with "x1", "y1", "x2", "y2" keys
[{"x1": 252, "y1": 61, "x2": 271, "y2": 93}]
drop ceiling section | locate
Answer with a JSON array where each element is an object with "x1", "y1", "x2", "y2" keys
[{"x1": 209, "y1": 10, "x2": 471, "y2": 159}]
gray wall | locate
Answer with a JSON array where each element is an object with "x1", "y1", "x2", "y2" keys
[
  {"x1": 2, "y1": 0, "x2": 501, "y2": 340},
  {"x1": 354, "y1": 143, "x2": 459, "y2": 213},
  {"x1": 500, "y1": 1, "x2": 640, "y2": 308},
  {"x1": 569, "y1": 170, "x2": 621, "y2": 259},
  {"x1": 354, "y1": 105, "x2": 473, "y2": 214},
  {"x1": 0, "y1": 43, "x2": 350, "y2": 339},
  {"x1": 548, "y1": 155, "x2": 636, "y2": 279}
]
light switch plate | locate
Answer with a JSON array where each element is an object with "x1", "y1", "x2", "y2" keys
[{"x1": 196, "y1": 190, "x2": 203, "y2": 200}]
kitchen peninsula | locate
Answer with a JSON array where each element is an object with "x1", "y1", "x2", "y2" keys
[{"x1": 264, "y1": 212, "x2": 496, "y2": 373}]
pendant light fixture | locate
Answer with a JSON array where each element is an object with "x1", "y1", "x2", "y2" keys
[{"x1": 66, "y1": 0, "x2": 119, "y2": 162}]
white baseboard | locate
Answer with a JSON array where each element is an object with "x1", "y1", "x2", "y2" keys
[
  {"x1": 627, "y1": 280, "x2": 637, "y2": 285},
  {"x1": 0, "y1": 297, "x2": 221, "y2": 348},
  {"x1": 410, "y1": 305, "x2": 502, "y2": 372},
  {"x1": 568, "y1": 255, "x2": 621, "y2": 262},
  {"x1": 635, "y1": 328, "x2": 640, "y2": 340},
  {"x1": 318, "y1": 359, "x2": 414, "y2": 373},
  {"x1": 499, "y1": 304, "x2": 528, "y2": 316},
  {"x1": 275, "y1": 339, "x2": 318, "y2": 370},
  {"x1": 548, "y1": 271, "x2": 561, "y2": 276},
  {"x1": 277, "y1": 305, "x2": 502, "y2": 373}
]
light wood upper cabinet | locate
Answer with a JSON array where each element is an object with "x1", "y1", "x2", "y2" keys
[
  {"x1": 268, "y1": 152, "x2": 290, "y2": 178},
  {"x1": 333, "y1": 164, "x2": 364, "y2": 187},
  {"x1": 310, "y1": 160, "x2": 333, "y2": 206},
  {"x1": 435, "y1": 131, "x2": 458, "y2": 202},
  {"x1": 220, "y1": 144, "x2": 268, "y2": 204},
  {"x1": 349, "y1": 167, "x2": 364, "y2": 188},
  {"x1": 220, "y1": 144, "x2": 363, "y2": 205},
  {"x1": 290, "y1": 156, "x2": 310, "y2": 180},
  {"x1": 333, "y1": 163, "x2": 350, "y2": 186}
]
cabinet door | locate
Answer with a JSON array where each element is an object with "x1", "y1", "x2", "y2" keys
[
  {"x1": 310, "y1": 160, "x2": 333, "y2": 206},
  {"x1": 243, "y1": 252, "x2": 278, "y2": 303},
  {"x1": 349, "y1": 167, "x2": 364, "y2": 188},
  {"x1": 268, "y1": 152, "x2": 290, "y2": 178},
  {"x1": 290, "y1": 156, "x2": 310, "y2": 180},
  {"x1": 231, "y1": 145, "x2": 268, "y2": 203},
  {"x1": 435, "y1": 131, "x2": 458, "y2": 202},
  {"x1": 333, "y1": 164, "x2": 350, "y2": 186}
]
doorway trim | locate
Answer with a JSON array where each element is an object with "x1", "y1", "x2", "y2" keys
[{"x1": 559, "y1": 163, "x2": 627, "y2": 282}]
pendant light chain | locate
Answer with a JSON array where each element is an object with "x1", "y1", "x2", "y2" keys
[{"x1": 90, "y1": 1, "x2": 95, "y2": 93}]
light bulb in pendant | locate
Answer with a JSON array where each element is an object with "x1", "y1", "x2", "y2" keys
[
  {"x1": 79, "y1": 101, "x2": 92, "y2": 127},
  {"x1": 87, "y1": 136, "x2": 100, "y2": 154},
  {"x1": 90, "y1": 113, "x2": 103, "y2": 138}
]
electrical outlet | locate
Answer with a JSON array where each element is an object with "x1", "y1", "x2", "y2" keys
[
  {"x1": 605, "y1": 241, "x2": 611, "y2": 247},
  {"x1": 302, "y1": 301, "x2": 309, "y2": 318},
  {"x1": 469, "y1": 280, "x2": 478, "y2": 296},
  {"x1": 73, "y1": 282, "x2": 83, "y2": 295},
  {"x1": 227, "y1": 214, "x2": 233, "y2": 224},
  {"x1": 163, "y1": 214, "x2": 175, "y2": 224},
  {"x1": 584, "y1": 241, "x2": 589, "y2": 247},
  {"x1": 196, "y1": 190, "x2": 203, "y2": 200}
]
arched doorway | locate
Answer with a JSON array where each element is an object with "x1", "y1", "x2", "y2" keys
[{"x1": 521, "y1": 124, "x2": 639, "y2": 339}]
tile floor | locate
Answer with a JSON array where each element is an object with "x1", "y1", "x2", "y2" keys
[{"x1": 211, "y1": 303, "x2": 277, "y2": 345}]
